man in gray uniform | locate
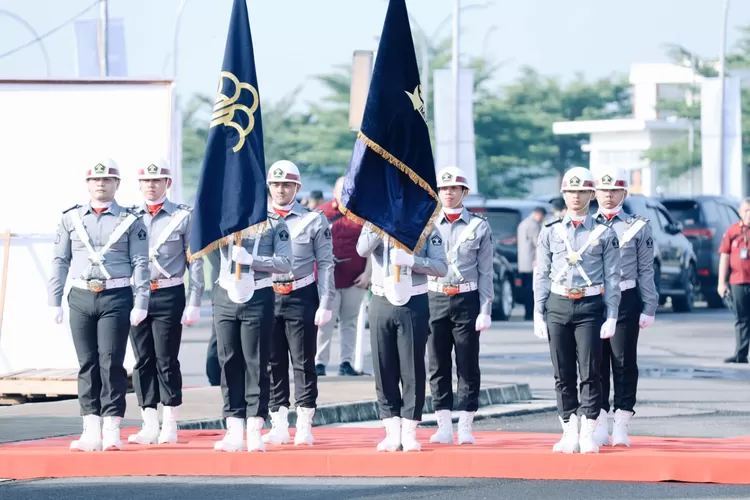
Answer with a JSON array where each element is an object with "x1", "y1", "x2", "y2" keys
[
  {"x1": 357, "y1": 224, "x2": 447, "y2": 452},
  {"x1": 592, "y1": 167, "x2": 658, "y2": 448},
  {"x1": 262, "y1": 161, "x2": 335, "y2": 447},
  {"x1": 48, "y1": 159, "x2": 150, "y2": 452},
  {"x1": 212, "y1": 205, "x2": 292, "y2": 453},
  {"x1": 127, "y1": 159, "x2": 205, "y2": 446},
  {"x1": 427, "y1": 167, "x2": 493, "y2": 446},
  {"x1": 533, "y1": 166, "x2": 621, "y2": 455},
  {"x1": 517, "y1": 206, "x2": 547, "y2": 320}
]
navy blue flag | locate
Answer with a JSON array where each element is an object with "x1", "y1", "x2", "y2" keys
[
  {"x1": 338, "y1": 0, "x2": 439, "y2": 253},
  {"x1": 188, "y1": 0, "x2": 266, "y2": 262}
]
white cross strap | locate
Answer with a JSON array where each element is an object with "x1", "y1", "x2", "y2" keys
[
  {"x1": 149, "y1": 208, "x2": 191, "y2": 278},
  {"x1": 553, "y1": 222, "x2": 608, "y2": 286},
  {"x1": 69, "y1": 209, "x2": 138, "y2": 280},
  {"x1": 446, "y1": 216, "x2": 483, "y2": 281},
  {"x1": 620, "y1": 218, "x2": 646, "y2": 246},
  {"x1": 290, "y1": 211, "x2": 320, "y2": 239}
]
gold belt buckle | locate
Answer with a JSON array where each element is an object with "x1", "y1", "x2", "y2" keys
[
  {"x1": 150, "y1": 280, "x2": 160, "y2": 291},
  {"x1": 443, "y1": 285, "x2": 460, "y2": 296},
  {"x1": 274, "y1": 282, "x2": 293, "y2": 295},
  {"x1": 87, "y1": 279, "x2": 105, "y2": 293},
  {"x1": 567, "y1": 287, "x2": 585, "y2": 300}
]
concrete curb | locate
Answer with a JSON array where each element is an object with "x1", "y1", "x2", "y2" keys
[{"x1": 178, "y1": 383, "x2": 532, "y2": 430}]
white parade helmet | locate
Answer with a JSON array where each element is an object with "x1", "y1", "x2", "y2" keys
[
  {"x1": 85, "y1": 158, "x2": 121, "y2": 180},
  {"x1": 267, "y1": 160, "x2": 302, "y2": 185},
  {"x1": 137, "y1": 158, "x2": 172, "y2": 180},
  {"x1": 436, "y1": 166, "x2": 470, "y2": 189},
  {"x1": 595, "y1": 167, "x2": 629, "y2": 191},
  {"x1": 560, "y1": 167, "x2": 595, "y2": 192}
]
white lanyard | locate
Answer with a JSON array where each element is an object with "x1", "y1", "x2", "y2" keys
[
  {"x1": 69, "y1": 209, "x2": 137, "y2": 280},
  {"x1": 446, "y1": 216, "x2": 482, "y2": 281},
  {"x1": 149, "y1": 209, "x2": 191, "y2": 278},
  {"x1": 553, "y1": 222, "x2": 607, "y2": 286}
]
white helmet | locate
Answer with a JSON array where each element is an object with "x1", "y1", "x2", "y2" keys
[
  {"x1": 594, "y1": 167, "x2": 628, "y2": 191},
  {"x1": 138, "y1": 158, "x2": 172, "y2": 180},
  {"x1": 85, "y1": 158, "x2": 121, "y2": 180},
  {"x1": 560, "y1": 167, "x2": 595, "y2": 192},
  {"x1": 267, "y1": 160, "x2": 302, "y2": 185},
  {"x1": 436, "y1": 166, "x2": 469, "y2": 189}
]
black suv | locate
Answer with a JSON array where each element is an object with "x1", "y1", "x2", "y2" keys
[
  {"x1": 659, "y1": 195, "x2": 740, "y2": 308},
  {"x1": 531, "y1": 194, "x2": 698, "y2": 312},
  {"x1": 463, "y1": 196, "x2": 553, "y2": 320}
]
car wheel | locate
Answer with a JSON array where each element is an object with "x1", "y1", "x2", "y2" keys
[
  {"x1": 671, "y1": 263, "x2": 696, "y2": 313},
  {"x1": 492, "y1": 274, "x2": 513, "y2": 321}
]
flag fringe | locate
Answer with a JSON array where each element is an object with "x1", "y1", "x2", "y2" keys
[
  {"x1": 187, "y1": 220, "x2": 268, "y2": 263},
  {"x1": 340, "y1": 132, "x2": 442, "y2": 254}
]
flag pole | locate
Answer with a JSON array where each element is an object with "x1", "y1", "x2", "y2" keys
[{"x1": 235, "y1": 233, "x2": 242, "y2": 279}]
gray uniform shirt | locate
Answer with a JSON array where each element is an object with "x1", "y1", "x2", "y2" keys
[
  {"x1": 134, "y1": 199, "x2": 205, "y2": 307},
  {"x1": 595, "y1": 211, "x2": 659, "y2": 316},
  {"x1": 517, "y1": 215, "x2": 541, "y2": 273},
  {"x1": 433, "y1": 209, "x2": 495, "y2": 315},
  {"x1": 48, "y1": 201, "x2": 150, "y2": 309},
  {"x1": 272, "y1": 202, "x2": 335, "y2": 310},
  {"x1": 534, "y1": 214, "x2": 622, "y2": 319},
  {"x1": 356, "y1": 226, "x2": 448, "y2": 287},
  {"x1": 218, "y1": 212, "x2": 292, "y2": 280}
]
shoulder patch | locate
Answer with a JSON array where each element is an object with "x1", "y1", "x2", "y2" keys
[
  {"x1": 612, "y1": 236, "x2": 619, "y2": 249},
  {"x1": 545, "y1": 217, "x2": 562, "y2": 227},
  {"x1": 431, "y1": 234, "x2": 443, "y2": 246},
  {"x1": 646, "y1": 237, "x2": 653, "y2": 248},
  {"x1": 137, "y1": 228, "x2": 147, "y2": 241},
  {"x1": 62, "y1": 204, "x2": 80, "y2": 214},
  {"x1": 279, "y1": 229, "x2": 289, "y2": 241},
  {"x1": 324, "y1": 227, "x2": 332, "y2": 239}
]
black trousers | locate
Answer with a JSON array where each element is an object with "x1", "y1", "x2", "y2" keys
[
  {"x1": 68, "y1": 286, "x2": 133, "y2": 418},
  {"x1": 731, "y1": 284, "x2": 750, "y2": 360},
  {"x1": 601, "y1": 288, "x2": 641, "y2": 414},
  {"x1": 519, "y1": 273, "x2": 534, "y2": 319},
  {"x1": 427, "y1": 290, "x2": 481, "y2": 412},
  {"x1": 269, "y1": 282, "x2": 319, "y2": 411},
  {"x1": 369, "y1": 292, "x2": 429, "y2": 421},
  {"x1": 213, "y1": 284, "x2": 274, "y2": 420},
  {"x1": 129, "y1": 284, "x2": 186, "y2": 408},
  {"x1": 546, "y1": 293, "x2": 605, "y2": 421},
  {"x1": 206, "y1": 325, "x2": 221, "y2": 386}
]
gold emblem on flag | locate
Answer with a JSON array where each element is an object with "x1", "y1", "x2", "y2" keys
[
  {"x1": 405, "y1": 85, "x2": 426, "y2": 122},
  {"x1": 210, "y1": 71, "x2": 260, "y2": 153}
]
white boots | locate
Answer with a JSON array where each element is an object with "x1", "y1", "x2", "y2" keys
[
  {"x1": 429, "y1": 410, "x2": 476, "y2": 445},
  {"x1": 262, "y1": 406, "x2": 315, "y2": 446},
  {"x1": 611, "y1": 409, "x2": 633, "y2": 447},
  {"x1": 578, "y1": 415, "x2": 599, "y2": 454},
  {"x1": 552, "y1": 414, "x2": 580, "y2": 453},
  {"x1": 401, "y1": 419, "x2": 421, "y2": 451},
  {"x1": 70, "y1": 415, "x2": 122, "y2": 452},
  {"x1": 377, "y1": 416, "x2": 403, "y2": 452},
  {"x1": 70, "y1": 414, "x2": 103, "y2": 452},
  {"x1": 246, "y1": 417, "x2": 266, "y2": 452},
  {"x1": 127, "y1": 406, "x2": 180, "y2": 445},
  {"x1": 213, "y1": 416, "x2": 266, "y2": 452},
  {"x1": 593, "y1": 409, "x2": 610, "y2": 447}
]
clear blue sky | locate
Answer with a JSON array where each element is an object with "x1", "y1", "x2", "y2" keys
[{"x1": 1, "y1": 0, "x2": 749, "y2": 107}]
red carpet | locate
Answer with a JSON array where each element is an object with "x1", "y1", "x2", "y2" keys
[{"x1": 1, "y1": 428, "x2": 749, "y2": 483}]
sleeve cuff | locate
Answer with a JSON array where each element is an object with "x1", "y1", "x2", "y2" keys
[
  {"x1": 642, "y1": 305, "x2": 657, "y2": 316},
  {"x1": 134, "y1": 296, "x2": 149, "y2": 310},
  {"x1": 606, "y1": 309, "x2": 618, "y2": 320},
  {"x1": 187, "y1": 293, "x2": 202, "y2": 307}
]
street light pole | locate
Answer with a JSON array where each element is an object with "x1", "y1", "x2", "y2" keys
[
  {"x1": 717, "y1": 0, "x2": 730, "y2": 195},
  {"x1": 173, "y1": 0, "x2": 188, "y2": 79},
  {"x1": 452, "y1": 0, "x2": 460, "y2": 166},
  {"x1": 0, "y1": 10, "x2": 51, "y2": 76},
  {"x1": 99, "y1": 0, "x2": 109, "y2": 76}
]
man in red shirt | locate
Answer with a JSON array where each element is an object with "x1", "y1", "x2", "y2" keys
[
  {"x1": 718, "y1": 198, "x2": 750, "y2": 364},
  {"x1": 315, "y1": 177, "x2": 372, "y2": 376}
]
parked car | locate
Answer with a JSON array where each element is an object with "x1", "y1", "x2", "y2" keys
[
  {"x1": 536, "y1": 194, "x2": 698, "y2": 312},
  {"x1": 463, "y1": 195, "x2": 553, "y2": 319},
  {"x1": 659, "y1": 195, "x2": 739, "y2": 308}
]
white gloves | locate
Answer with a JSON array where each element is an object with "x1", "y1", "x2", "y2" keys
[
  {"x1": 314, "y1": 308, "x2": 333, "y2": 326},
  {"x1": 533, "y1": 312, "x2": 548, "y2": 340},
  {"x1": 130, "y1": 308, "x2": 148, "y2": 327},
  {"x1": 390, "y1": 248, "x2": 414, "y2": 267},
  {"x1": 600, "y1": 318, "x2": 617, "y2": 339},
  {"x1": 181, "y1": 305, "x2": 201, "y2": 326},
  {"x1": 638, "y1": 314, "x2": 655, "y2": 329},
  {"x1": 232, "y1": 246, "x2": 254, "y2": 266},
  {"x1": 52, "y1": 306, "x2": 64, "y2": 324},
  {"x1": 475, "y1": 313, "x2": 491, "y2": 332}
]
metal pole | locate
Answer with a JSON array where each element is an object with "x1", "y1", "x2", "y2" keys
[
  {"x1": 452, "y1": 0, "x2": 460, "y2": 167},
  {"x1": 0, "y1": 10, "x2": 51, "y2": 76},
  {"x1": 173, "y1": 0, "x2": 188, "y2": 79},
  {"x1": 422, "y1": 35, "x2": 430, "y2": 120},
  {"x1": 99, "y1": 0, "x2": 109, "y2": 76},
  {"x1": 717, "y1": 0, "x2": 730, "y2": 195}
]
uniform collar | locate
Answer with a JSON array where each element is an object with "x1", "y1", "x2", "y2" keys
[
  {"x1": 594, "y1": 210, "x2": 627, "y2": 224},
  {"x1": 138, "y1": 198, "x2": 177, "y2": 215},
  {"x1": 440, "y1": 207, "x2": 471, "y2": 224},
  {"x1": 563, "y1": 212, "x2": 594, "y2": 230},
  {"x1": 85, "y1": 200, "x2": 122, "y2": 216},
  {"x1": 290, "y1": 201, "x2": 309, "y2": 217}
]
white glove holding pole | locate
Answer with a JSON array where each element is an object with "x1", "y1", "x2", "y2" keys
[
  {"x1": 533, "y1": 312, "x2": 548, "y2": 340},
  {"x1": 600, "y1": 318, "x2": 617, "y2": 339},
  {"x1": 390, "y1": 248, "x2": 414, "y2": 267},
  {"x1": 638, "y1": 314, "x2": 654, "y2": 329},
  {"x1": 232, "y1": 246, "x2": 254, "y2": 266}
]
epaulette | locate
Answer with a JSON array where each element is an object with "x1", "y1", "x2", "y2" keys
[
  {"x1": 268, "y1": 211, "x2": 280, "y2": 220},
  {"x1": 177, "y1": 203, "x2": 192, "y2": 211},
  {"x1": 633, "y1": 214, "x2": 649, "y2": 223},
  {"x1": 545, "y1": 217, "x2": 562, "y2": 227},
  {"x1": 125, "y1": 207, "x2": 143, "y2": 217},
  {"x1": 62, "y1": 204, "x2": 80, "y2": 214},
  {"x1": 470, "y1": 212, "x2": 488, "y2": 221}
]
